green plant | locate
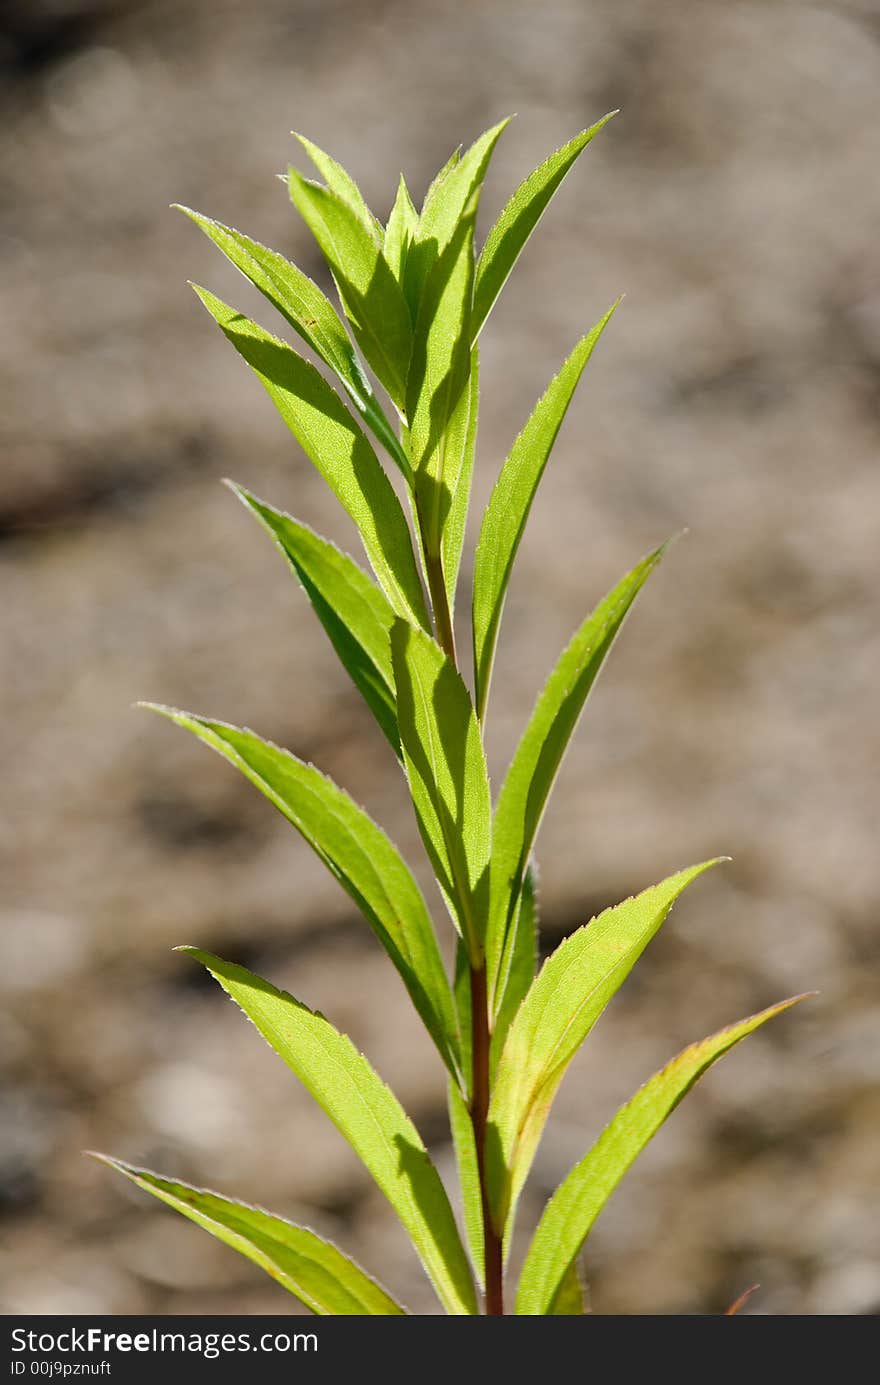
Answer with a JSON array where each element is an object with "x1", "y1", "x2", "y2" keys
[{"x1": 94, "y1": 115, "x2": 808, "y2": 1316}]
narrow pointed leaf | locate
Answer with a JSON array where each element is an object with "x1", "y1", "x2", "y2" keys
[
  {"x1": 490, "y1": 863, "x2": 539, "y2": 1080},
  {"x1": 293, "y1": 134, "x2": 381, "y2": 234},
  {"x1": 453, "y1": 939, "x2": 472, "y2": 1096},
  {"x1": 472, "y1": 304, "x2": 619, "y2": 721},
  {"x1": 230, "y1": 485, "x2": 400, "y2": 756},
  {"x1": 288, "y1": 171, "x2": 412, "y2": 409},
  {"x1": 192, "y1": 286, "x2": 428, "y2": 630},
  {"x1": 384, "y1": 174, "x2": 418, "y2": 286},
  {"x1": 93, "y1": 1156, "x2": 404, "y2": 1315},
  {"x1": 472, "y1": 113, "x2": 617, "y2": 339},
  {"x1": 549, "y1": 1261, "x2": 587, "y2": 1315},
  {"x1": 441, "y1": 344, "x2": 479, "y2": 619},
  {"x1": 516, "y1": 995, "x2": 810, "y2": 1314},
  {"x1": 486, "y1": 544, "x2": 668, "y2": 1009},
  {"x1": 404, "y1": 119, "x2": 509, "y2": 317},
  {"x1": 447, "y1": 1079, "x2": 484, "y2": 1289},
  {"x1": 181, "y1": 950, "x2": 478, "y2": 1315},
  {"x1": 145, "y1": 706, "x2": 460, "y2": 1082},
  {"x1": 487, "y1": 862, "x2": 720, "y2": 1235},
  {"x1": 420, "y1": 146, "x2": 461, "y2": 214},
  {"x1": 390, "y1": 620, "x2": 491, "y2": 964},
  {"x1": 174, "y1": 206, "x2": 408, "y2": 477},
  {"x1": 407, "y1": 197, "x2": 477, "y2": 567}
]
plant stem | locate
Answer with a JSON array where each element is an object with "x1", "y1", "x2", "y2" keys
[
  {"x1": 470, "y1": 963, "x2": 504, "y2": 1315},
  {"x1": 417, "y1": 495, "x2": 500, "y2": 1309},
  {"x1": 425, "y1": 550, "x2": 457, "y2": 667}
]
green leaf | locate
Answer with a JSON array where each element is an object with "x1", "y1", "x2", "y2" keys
[
  {"x1": 293, "y1": 133, "x2": 382, "y2": 234},
  {"x1": 447, "y1": 1079, "x2": 484, "y2": 1289},
  {"x1": 384, "y1": 174, "x2": 418, "y2": 286},
  {"x1": 487, "y1": 862, "x2": 720, "y2": 1236},
  {"x1": 453, "y1": 939, "x2": 473, "y2": 1096},
  {"x1": 144, "y1": 706, "x2": 461, "y2": 1083},
  {"x1": 516, "y1": 994, "x2": 811, "y2": 1314},
  {"x1": 288, "y1": 171, "x2": 412, "y2": 410},
  {"x1": 472, "y1": 113, "x2": 617, "y2": 339},
  {"x1": 404, "y1": 119, "x2": 510, "y2": 318},
  {"x1": 420, "y1": 146, "x2": 462, "y2": 213},
  {"x1": 485, "y1": 544, "x2": 669, "y2": 1011},
  {"x1": 390, "y1": 620, "x2": 492, "y2": 964},
  {"x1": 490, "y1": 863, "x2": 539, "y2": 1080},
  {"x1": 230, "y1": 485, "x2": 400, "y2": 756},
  {"x1": 407, "y1": 196, "x2": 477, "y2": 567},
  {"x1": 181, "y1": 950, "x2": 478, "y2": 1316},
  {"x1": 472, "y1": 303, "x2": 619, "y2": 721},
  {"x1": 441, "y1": 344, "x2": 479, "y2": 620},
  {"x1": 192, "y1": 285, "x2": 429, "y2": 631},
  {"x1": 174, "y1": 206, "x2": 408, "y2": 478},
  {"x1": 549, "y1": 1260, "x2": 586, "y2": 1315},
  {"x1": 92, "y1": 1156, "x2": 404, "y2": 1315}
]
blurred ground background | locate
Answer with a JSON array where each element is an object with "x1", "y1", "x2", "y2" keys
[{"x1": 1, "y1": 0, "x2": 878, "y2": 1316}]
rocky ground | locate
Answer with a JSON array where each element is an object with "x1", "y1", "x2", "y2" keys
[{"x1": 1, "y1": 0, "x2": 878, "y2": 1315}]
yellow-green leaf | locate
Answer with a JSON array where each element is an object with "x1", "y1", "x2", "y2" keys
[
  {"x1": 92, "y1": 1157, "x2": 404, "y2": 1315},
  {"x1": 516, "y1": 995, "x2": 811, "y2": 1314},
  {"x1": 192, "y1": 285, "x2": 429, "y2": 630},
  {"x1": 144, "y1": 706, "x2": 460, "y2": 1083},
  {"x1": 407, "y1": 195, "x2": 477, "y2": 566},
  {"x1": 404, "y1": 119, "x2": 510, "y2": 318},
  {"x1": 473, "y1": 113, "x2": 617, "y2": 339},
  {"x1": 472, "y1": 303, "x2": 619, "y2": 721},
  {"x1": 384, "y1": 174, "x2": 418, "y2": 287},
  {"x1": 230, "y1": 485, "x2": 400, "y2": 756},
  {"x1": 293, "y1": 133, "x2": 382, "y2": 235},
  {"x1": 390, "y1": 620, "x2": 491, "y2": 964},
  {"x1": 441, "y1": 344, "x2": 480, "y2": 621},
  {"x1": 174, "y1": 206, "x2": 408, "y2": 477},
  {"x1": 182, "y1": 949, "x2": 478, "y2": 1316},
  {"x1": 288, "y1": 171, "x2": 412, "y2": 409},
  {"x1": 447, "y1": 1078, "x2": 484, "y2": 1290},
  {"x1": 486, "y1": 545, "x2": 668, "y2": 1011},
  {"x1": 487, "y1": 862, "x2": 720, "y2": 1236},
  {"x1": 490, "y1": 863, "x2": 539, "y2": 1081},
  {"x1": 549, "y1": 1260, "x2": 587, "y2": 1315}
]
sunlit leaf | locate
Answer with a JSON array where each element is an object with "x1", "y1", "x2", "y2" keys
[
  {"x1": 487, "y1": 862, "x2": 720, "y2": 1236},
  {"x1": 174, "y1": 206, "x2": 408, "y2": 477},
  {"x1": 516, "y1": 995, "x2": 810, "y2": 1314},
  {"x1": 472, "y1": 113, "x2": 617, "y2": 339},
  {"x1": 447, "y1": 1079, "x2": 484, "y2": 1289},
  {"x1": 230, "y1": 485, "x2": 400, "y2": 756},
  {"x1": 384, "y1": 174, "x2": 418, "y2": 287},
  {"x1": 472, "y1": 303, "x2": 619, "y2": 721},
  {"x1": 93, "y1": 1157, "x2": 404, "y2": 1315},
  {"x1": 144, "y1": 706, "x2": 460, "y2": 1082},
  {"x1": 490, "y1": 863, "x2": 539, "y2": 1080},
  {"x1": 288, "y1": 171, "x2": 412, "y2": 409},
  {"x1": 441, "y1": 344, "x2": 479, "y2": 621},
  {"x1": 293, "y1": 133, "x2": 382, "y2": 234},
  {"x1": 391, "y1": 620, "x2": 491, "y2": 964},
  {"x1": 181, "y1": 951, "x2": 478, "y2": 1315},
  {"x1": 192, "y1": 285, "x2": 429, "y2": 630},
  {"x1": 407, "y1": 195, "x2": 477, "y2": 572},
  {"x1": 404, "y1": 120, "x2": 509, "y2": 318},
  {"x1": 549, "y1": 1260, "x2": 586, "y2": 1315},
  {"x1": 485, "y1": 544, "x2": 669, "y2": 1010}
]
